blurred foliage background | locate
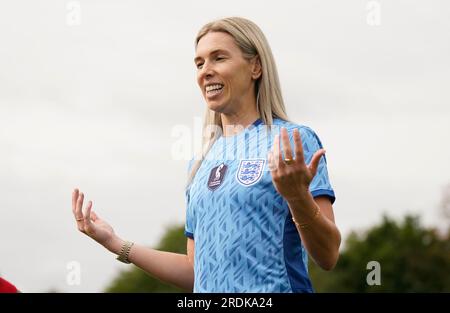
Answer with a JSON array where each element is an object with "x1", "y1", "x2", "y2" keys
[
  {"x1": 105, "y1": 214, "x2": 450, "y2": 292},
  {"x1": 106, "y1": 225, "x2": 187, "y2": 293},
  {"x1": 309, "y1": 215, "x2": 449, "y2": 292}
]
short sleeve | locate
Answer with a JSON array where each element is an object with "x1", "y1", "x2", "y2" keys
[
  {"x1": 184, "y1": 158, "x2": 196, "y2": 239},
  {"x1": 291, "y1": 126, "x2": 336, "y2": 204}
]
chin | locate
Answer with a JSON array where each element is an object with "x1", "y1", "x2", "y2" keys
[{"x1": 205, "y1": 100, "x2": 227, "y2": 113}]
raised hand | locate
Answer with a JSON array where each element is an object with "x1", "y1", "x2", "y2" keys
[
  {"x1": 268, "y1": 127, "x2": 326, "y2": 202},
  {"x1": 71, "y1": 188, "x2": 116, "y2": 249}
]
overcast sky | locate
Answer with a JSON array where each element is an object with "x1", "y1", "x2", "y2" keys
[{"x1": 0, "y1": 0, "x2": 449, "y2": 292}]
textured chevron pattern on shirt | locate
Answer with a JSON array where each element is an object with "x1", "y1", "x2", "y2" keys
[{"x1": 185, "y1": 118, "x2": 335, "y2": 292}]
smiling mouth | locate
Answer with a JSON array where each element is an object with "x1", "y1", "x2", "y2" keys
[{"x1": 205, "y1": 84, "x2": 224, "y2": 97}]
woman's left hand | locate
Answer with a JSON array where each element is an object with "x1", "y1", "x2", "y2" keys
[{"x1": 268, "y1": 127, "x2": 326, "y2": 202}]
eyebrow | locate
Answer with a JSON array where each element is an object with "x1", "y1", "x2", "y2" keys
[{"x1": 194, "y1": 49, "x2": 229, "y2": 63}]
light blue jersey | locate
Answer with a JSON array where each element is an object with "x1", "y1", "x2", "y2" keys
[{"x1": 185, "y1": 117, "x2": 335, "y2": 293}]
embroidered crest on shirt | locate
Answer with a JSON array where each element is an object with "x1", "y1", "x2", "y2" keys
[
  {"x1": 236, "y1": 159, "x2": 266, "y2": 187},
  {"x1": 207, "y1": 163, "x2": 228, "y2": 191}
]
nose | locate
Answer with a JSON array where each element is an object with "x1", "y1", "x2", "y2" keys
[{"x1": 199, "y1": 61, "x2": 215, "y2": 82}]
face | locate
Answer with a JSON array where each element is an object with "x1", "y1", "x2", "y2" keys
[{"x1": 195, "y1": 32, "x2": 261, "y2": 114}]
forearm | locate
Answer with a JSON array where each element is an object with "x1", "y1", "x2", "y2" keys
[
  {"x1": 287, "y1": 194, "x2": 341, "y2": 271},
  {"x1": 106, "y1": 237, "x2": 194, "y2": 291}
]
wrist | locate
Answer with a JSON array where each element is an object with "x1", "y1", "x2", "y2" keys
[
  {"x1": 104, "y1": 236, "x2": 125, "y2": 255},
  {"x1": 116, "y1": 241, "x2": 134, "y2": 264},
  {"x1": 285, "y1": 189, "x2": 313, "y2": 207},
  {"x1": 287, "y1": 192, "x2": 321, "y2": 228}
]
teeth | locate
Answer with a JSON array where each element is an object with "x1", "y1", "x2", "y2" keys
[{"x1": 206, "y1": 84, "x2": 223, "y2": 92}]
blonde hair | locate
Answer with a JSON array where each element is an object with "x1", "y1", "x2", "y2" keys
[{"x1": 187, "y1": 17, "x2": 289, "y2": 186}]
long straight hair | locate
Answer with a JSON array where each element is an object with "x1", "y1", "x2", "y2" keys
[{"x1": 187, "y1": 17, "x2": 289, "y2": 187}]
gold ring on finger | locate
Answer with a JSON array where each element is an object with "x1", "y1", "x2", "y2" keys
[{"x1": 284, "y1": 158, "x2": 294, "y2": 165}]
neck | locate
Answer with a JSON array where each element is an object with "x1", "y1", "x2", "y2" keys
[{"x1": 221, "y1": 108, "x2": 260, "y2": 137}]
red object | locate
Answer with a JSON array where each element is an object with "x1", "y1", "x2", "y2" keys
[{"x1": 0, "y1": 277, "x2": 19, "y2": 293}]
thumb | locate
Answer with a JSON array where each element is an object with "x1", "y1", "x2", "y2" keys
[
  {"x1": 91, "y1": 211, "x2": 99, "y2": 222},
  {"x1": 308, "y1": 149, "x2": 326, "y2": 177}
]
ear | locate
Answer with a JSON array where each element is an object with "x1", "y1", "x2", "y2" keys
[{"x1": 250, "y1": 56, "x2": 262, "y2": 80}]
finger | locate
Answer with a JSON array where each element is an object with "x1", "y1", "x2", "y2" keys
[
  {"x1": 267, "y1": 151, "x2": 277, "y2": 171},
  {"x1": 72, "y1": 188, "x2": 79, "y2": 214},
  {"x1": 76, "y1": 192, "x2": 84, "y2": 220},
  {"x1": 91, "y1": 211, "x2": 99, "y2": 222},
  {"x1": 293, "y1": 128, "x2": 305, "y2": 164},
  {"x1": 272, "y1": 133, "x2": 283, "y2": 168},
  {"x1": 74, "y1": 192, "x2": 85, "y2": 232},
  {"x1": 84, "y1": 200, "x2": 93, "y2": 229},
  {"x1": 280, "y1": 127, "x2": 294, "y2": 162},
  {"x1": 308, "y1": 149, "x2": 326, "y2": 177}
]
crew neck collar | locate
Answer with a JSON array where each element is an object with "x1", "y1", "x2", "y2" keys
[{"x1": 221, "y1": 117, "x2": 263, "y2": 139}]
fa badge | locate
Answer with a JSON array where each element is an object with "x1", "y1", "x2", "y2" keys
[
  {"x1": 207, "y1": 163, "x2": 228, "y2": 191},
  {"x1": 236, "y1": 159, "x2": 266, "y2": 187}
]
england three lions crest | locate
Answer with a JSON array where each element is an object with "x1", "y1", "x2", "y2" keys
[{"x1": 236, "y1": 159, "x2": 266, "y2": 187}]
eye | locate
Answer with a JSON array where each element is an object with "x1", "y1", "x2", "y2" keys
[
  {"x1": 216, "y1": 56, "x2": 225, "y2": 61},
  {"x1": 196, "y1": 63, "x2": 204, "y2": 69}
]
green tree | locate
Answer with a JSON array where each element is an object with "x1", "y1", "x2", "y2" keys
[
  {"x1": 309, "y1": 215, "x2": 450, "y2": 292},
  {"x1": 105, "y1": 215, "x2": 450, "y2": 292},
  {"x1": 105, "y1": 224, "x2": 188, "y2": 292}
]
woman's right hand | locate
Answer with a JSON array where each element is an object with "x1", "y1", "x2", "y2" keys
[{"x1": 72, "y1": 188, "x2": 120, "y2": 252}]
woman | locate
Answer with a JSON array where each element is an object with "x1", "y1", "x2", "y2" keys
[{"x1": 72, "y1": 17, "x2": 341, "y2": 293}]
